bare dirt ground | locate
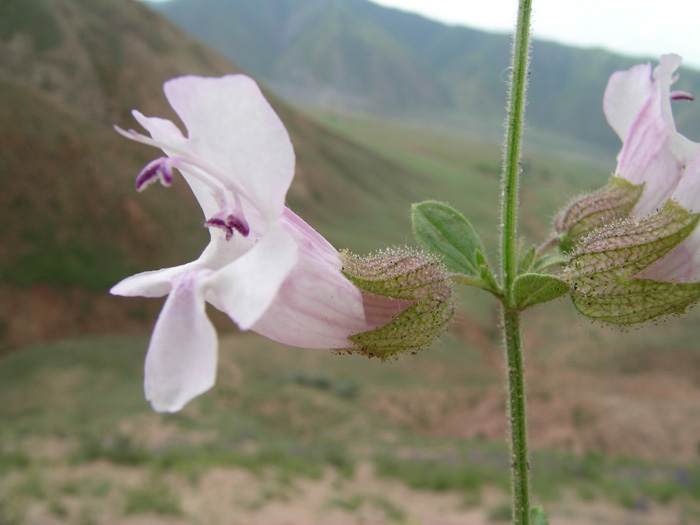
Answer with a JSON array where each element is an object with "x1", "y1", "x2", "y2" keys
[
  {"x1": 3, "y1": 306, "x2": 700, "y2": 524},
  {"x1": 371, "y1": 366, "x2": 700, "y2": 463},
  {"x1": 1, "y1": 455, "x2": 692, "y2": 525}
]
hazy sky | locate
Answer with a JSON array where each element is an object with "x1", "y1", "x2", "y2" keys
[{"x1": 371, "y1": 0, "x2": 700, "y2": 70}]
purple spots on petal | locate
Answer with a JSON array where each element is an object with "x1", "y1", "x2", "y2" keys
[{"x1": 671, "y1": 90, "x2": 694, "y2": 101}]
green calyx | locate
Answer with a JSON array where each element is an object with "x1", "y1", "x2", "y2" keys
[
  {"x1": 571, "y1": 278, "x2": 700, "y2": 324},
  {"x1": 556, "y1": 177, "x2": 644, "y2": 252},
  {"x1": 569, "y1": 199, "x2": 699, "y2": 284},
  {"x1": 568, "y1": 200, "x2": 700, "y2": 324},
  {"x1": 340, "y1": 249, "x2": 454, "y2": 360}
]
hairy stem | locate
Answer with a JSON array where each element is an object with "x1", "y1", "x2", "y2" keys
[
  {"x1": 499, "y1": 1, "x2": 533, "y2": 524},
  {"x1": 501, "y1": 0, "x2": 532, "y2": 292},
  {"x1": 502, "y1": 307, "x2": 530, "y2": 524}
]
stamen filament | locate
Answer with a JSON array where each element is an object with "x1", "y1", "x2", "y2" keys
[
  {"x1": 115, "y1": 125, "x2": 251, "y2": 232},
  {"x1": 114, "y1": 125, "x2": 254, "y2": 206}
]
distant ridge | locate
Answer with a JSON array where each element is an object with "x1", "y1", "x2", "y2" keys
[{"x1": 153, "y1": 0, "x2": 700, "y2": 153}]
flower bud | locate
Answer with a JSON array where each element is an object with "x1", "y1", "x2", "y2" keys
[
  {"x1": 555, "y1": 177, "x2": 643, "y2": 253},
  {"x1": 339, "y1": 249, "x2": 454, "y2": 360}
]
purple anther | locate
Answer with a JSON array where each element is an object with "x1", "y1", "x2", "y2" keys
[
  {"x1": 671, "y1": 90, "x2": 694, "y2": 102},
  {"x1": 227, "y1": 214, "x2": 250, "y2": 237},
  {"x1": 205, "y1": 213, "x2": 249, "y2": 240},
  {"x1": 135, "y1": 157, "x2": 174, "y2": 191},
  {"x1": 205, "y1": 217, "x2": 233, "y2": 240}
]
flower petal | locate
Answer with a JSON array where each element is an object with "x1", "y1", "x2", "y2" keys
[
  {"x1": 607, "y1": 55, "x2": 698, "y2": 215},
  {"x1": 252, "y1": 209, "x2": 408, "y2": 348},
  {"x1": 360, "y1": 291, "x2": 414, "y2": 328},
  {"x1": 604, "y1": 54, "x2": 683, "y2": 140},
  {"x1": 638, "y1": 150, "x2": 700, "y2": 283},
  {"x1": 638, "y1": 226, "x2": 700, "y2": 283},
  {"x1": 144, "y1": 271, "x2": 217, "y2": 413},
  {"x1": 163, "y1": 75, "x2": 295, "y2": 219},
  {"x1": 110, "y1": 267, "x2": 181, "y2": 298},
  {"x1": 132, "y1": 110, "x2": 186, "y2": 145},
  {"x1": 604, "y1": 61, "x2": 655, "y2": 141},
  {"x1": 615, "y1": 112, "x2": 694, "y2": 215},
  {"x1": 205, "y1": 223, "x2": 298, "y2": 331},
  {"x1": 251, "y1": 266, "x2": 369, "y2": 348},
  {"x1": 673, "y1": 150, "x2": 700, "y2": 214},
  {"x1": 111, "y1": 224, "x2": 262, "y2": 300}
]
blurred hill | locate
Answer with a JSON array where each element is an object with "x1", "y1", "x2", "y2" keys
[
  {"x1": 3, "y1": 0, "x2": 698, "y2": 354},
  {"x1": 3, "y1": 5, "x2": 700, "y2": 521},
  {"x1": 0, "y1": 0, "x2": 430, "y2": 348},
  {"x1": 152, "y1": 0, "x2": 700, "y2": 155}
]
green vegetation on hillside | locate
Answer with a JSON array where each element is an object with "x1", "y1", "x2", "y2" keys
[
  {"x1": 301, "y1": 109, "x2": 610, "y2": 255},
  {"x1": 2, "y1": 334, "x2": 700, "y2": 523},
  {"x1": 0, "y1": 0, "x2": 63, "y2": 51},
  {"x1": 4, "y1": 2, "x2": 700, "y2": 524}
]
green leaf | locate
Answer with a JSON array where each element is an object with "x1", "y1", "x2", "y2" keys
[
  {"x1": 412, "y1": 201, "x2": 484, "y2": 277},
  {"x1": 530, "y1": 506, "x2": 549, "y2": 525},
  {"x1": 476, "y1": 250, "x2": 501, "y2": 294},
  {"x1": 513, "y1": 273, "x2": 569, "y2": 309},
  {"x1": 518, "y1": 245, "x2": 536, "y2": 274}
]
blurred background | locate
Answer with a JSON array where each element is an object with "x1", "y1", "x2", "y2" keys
[{"x1": 2, "y1": 0, "x2": 700, "y2": 523}]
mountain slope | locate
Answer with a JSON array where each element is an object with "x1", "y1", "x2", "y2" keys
[
  {"x1": 153, "y1": 0, "x2": 700, "y2": 153},
  {"x1": 0, "y1": 0, "x2": 428, "y2": 347}
]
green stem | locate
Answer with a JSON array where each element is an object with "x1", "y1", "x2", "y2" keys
[
  {"x1": 501, "y1": 0, "x2": 533, "y2": 293},
  {"x1": 502, "y1": 307, "x2": 530, "y2": 524},
  {"x1": 499, "y1": 1, "x2": 533, "y2": 524}
]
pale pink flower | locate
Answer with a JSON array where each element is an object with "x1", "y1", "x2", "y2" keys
[
  {"x1": 112, "y1": 75, "x2": 402, "y2": 412},
  {"x1": 604, "y1": 55, "x2": 700, "y2": 283},
  {"x1": 605, "y1": 53, "x2": 698, "y2": 216}
]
